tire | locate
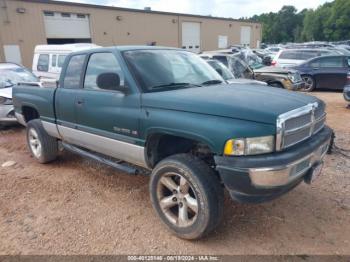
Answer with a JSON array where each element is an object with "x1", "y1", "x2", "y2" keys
[
  {"x1": 301, "y1": 75, "x2": 315, "y2": 92},
  {"x1": 26, "y1": 119, "x2": 58, "y2": 163},
  {"x1": 149, "y1": 153, "x2": 224, "y2": 240}
]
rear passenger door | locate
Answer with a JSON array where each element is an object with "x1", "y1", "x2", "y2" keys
[
  {"x1": 55, "y1": 54, "x2": 86, "y2": 129},
  {"x1": 312, "y1": 57, "x2": 347, "y2": 89}
]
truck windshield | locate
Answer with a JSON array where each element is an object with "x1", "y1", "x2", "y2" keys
[{"x1": 123, "y1": 49, "x2": 223, "y2": 92}]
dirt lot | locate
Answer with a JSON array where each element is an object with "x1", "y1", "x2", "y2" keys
[{"x1": 0, "y1": 92, "x2": 349, "y2": 255}]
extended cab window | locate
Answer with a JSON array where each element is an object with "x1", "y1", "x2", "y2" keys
[
  {"x1": 84, "y1": 52, "x2": 124, "y2": 90},
  {"x1": 37, "y1": 54, "x2": 49, "y2": 72},
  {"x1": 63, "y1": 55, "x2": 86, "y2": 89}
]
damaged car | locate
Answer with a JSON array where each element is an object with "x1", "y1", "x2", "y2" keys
[
  {"x1": 0, "y1": 63, "x2": 40, "y2": 127},
  {"x1": 201, "y1": 51, "x2": 304, "y2": 90}
]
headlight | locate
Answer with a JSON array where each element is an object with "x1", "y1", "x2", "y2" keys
[
  {"x1": 0, "y1": 96, "x2": 13, "y2": 105},
  {"x1": 288, "y1": 72, "x2": 301, "y2": 83},
  {"x1": 288, "y1": 72, "x2": 296, "y2": 83},
  {"x1": 224, "y1": 136, "x2": 275, "y2": 156}
]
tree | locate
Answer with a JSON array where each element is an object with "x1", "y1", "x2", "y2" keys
[{"x1": 246, "y1": 0, "x2": 350, "y2": 43}]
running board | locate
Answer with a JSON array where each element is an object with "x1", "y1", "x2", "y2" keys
[{"x1": 61, "y1": 142, "x2": 141, "y2": 175}]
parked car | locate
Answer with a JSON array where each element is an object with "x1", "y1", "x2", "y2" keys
[
  {"x1": 252, "y1": 49, "x2": 274, "y2": 66},
  {"x1": 201, "y1": 52, "x2": 303, "y2": 90},
  {"x1": 0, "y1": 63, "x2": 40, "y2": 127},
  {"x1": 272, "y1": 48, "x2": 343, "y2": 67},
  {"x1": 32, "y1": 43, "x2": 100, "y2": 80},
  {"x1": 292, "y1": 55, "x2": 350, "y2": 92},
  {"x1": 13, "y1": 46, "x2": 332, "y2": 240},
  {"x1": 205, "y1": 59, "x2": 267, "y2": 85}
]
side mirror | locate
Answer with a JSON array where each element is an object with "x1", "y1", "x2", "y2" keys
[
  {"x1": 97, "y1": 72, "x2": 127, "y2": 93},
  {"x1": 215, "y1": 68, "x2": 223, "y2": 76}
]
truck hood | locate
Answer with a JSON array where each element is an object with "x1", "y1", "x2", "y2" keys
[{"x1": 141, "y1": 84, "x2": 321, "y2": 125}]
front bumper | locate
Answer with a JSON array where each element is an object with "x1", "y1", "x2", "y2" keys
[
  {"x1": 282, "y1": 80, "x2": 304, "y2": 91},
  {"x1": 344, "y1": 86, "x2": 350, "y2": 101},
  {"x1": 0, "y1": 105, "x2": 17, "y2": 125},
  {"x1": 215, "y1": 126, "x2": 332, "y2": 203}
]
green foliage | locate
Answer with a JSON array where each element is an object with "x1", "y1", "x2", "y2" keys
[{"x1": 247, "y1": 0, "x2": 350, "y2": 43}]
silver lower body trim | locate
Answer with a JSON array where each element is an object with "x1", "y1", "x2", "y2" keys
[
  {"x1": 41, "y1": 121, "x2": 61, "y2": 138},
  {"x1": 56, "y1": 125, "x2": 148, "y2": 168}
]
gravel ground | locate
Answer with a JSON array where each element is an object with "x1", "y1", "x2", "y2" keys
[{"x1": 0, "y1": 91, "x2": 349, "y2": 255}]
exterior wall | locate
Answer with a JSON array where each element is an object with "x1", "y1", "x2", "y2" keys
[{"x1": 0, "y1": 0, "x2": 261, "y2": 68}]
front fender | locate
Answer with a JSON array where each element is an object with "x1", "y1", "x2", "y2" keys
[{"x1": 141, "y1": 108, "x2": 276, "y2": 155}]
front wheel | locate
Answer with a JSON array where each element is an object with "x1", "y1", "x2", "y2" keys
[
  {"x1": 301, "y1": 75, "x2": 315, "y2": 92},
  {"x1": 26, "y1": 119, "x2": 58, "y2": 163},
  {"x1": 149, "y1": 154, "x2": 223, "y2": 240}
]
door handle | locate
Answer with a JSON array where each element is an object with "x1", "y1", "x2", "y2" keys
[{"x1": 76, "y1": 99, "x2": 84, "y2": 106}]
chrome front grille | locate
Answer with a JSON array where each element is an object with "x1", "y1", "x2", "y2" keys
[{"x1": 276, "y1": 102, "x2": 326, "y2": 151}]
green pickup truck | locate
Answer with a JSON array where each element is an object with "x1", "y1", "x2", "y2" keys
[{"x1": 13, "y1": 46, "x2": 332, "y2": 240}]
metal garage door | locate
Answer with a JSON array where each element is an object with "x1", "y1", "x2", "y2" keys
[
  {"x1": 3, "y1": 45, "x2": 22, "y2": 64},
  {"x1": 182, "y1": 22, "x2": 201, "y2": 53},
  {"x1": 43, "y1": 11, "x2": 91, "y2": 40},
  {"x1": 240, "y1": 26, "x2": 251, "y2": 47}
]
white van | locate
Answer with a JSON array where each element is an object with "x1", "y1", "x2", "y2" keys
[{"x1": 32, "y1": 43, "x2": 100, "y2": 80}]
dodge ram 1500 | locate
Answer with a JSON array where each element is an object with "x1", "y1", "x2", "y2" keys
[{"x1": 13, "y1": 46, "x2": 332, "y2": 240}]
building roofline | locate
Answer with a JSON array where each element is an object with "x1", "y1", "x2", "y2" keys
[{"x1": 18, "y1": 0, "x2": 260, "y2": 24}]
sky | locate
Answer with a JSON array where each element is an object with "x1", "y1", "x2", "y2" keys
[{"x1": 61, "y1": 0, "x2": 331, "y2": 18}]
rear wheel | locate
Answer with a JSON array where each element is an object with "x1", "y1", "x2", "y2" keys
[
  {"x1": 301, "y1": 75, "x2": 315, "y2": 92},
  {"x1": 149, "y1": 154, "x2": 223, "y2": 240},
  {"x1": 26, "y1": 119, "x2": 58, "y2": 163}
]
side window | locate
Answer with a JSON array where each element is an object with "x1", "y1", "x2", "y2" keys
[
  {"x1": 302, "y1": 51, "x2": 318, "y2": 60},
  {"x1": 63, "y1": 55, "x2": 86, "y2": 89},
  {"x1": 319, "y1": 57, "x2": 344, "y2": 68},
  {"x1": 279, "y1": 51, "x2": 301, "y2": 60},
  {"x1": 57, "y1": 55, "x2": 67, "y2": 68},
  {"x1": 37, "y1": 54, "x2": 49, "y2": 72},
  {"x1": 52, "y1": 55, "x2": 57, "y2": 67},
  {"x1": 84, "y1": 53, "x2": 124, "y2": 91}
]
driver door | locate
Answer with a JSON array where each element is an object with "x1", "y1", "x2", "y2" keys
[{"x1": 73, "y1": 52, "x2": 144, "y2": 166}]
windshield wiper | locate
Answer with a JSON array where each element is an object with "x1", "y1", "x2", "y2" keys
[
  {"x1": 201, "y1": 79, "x2": 223, "y2": 86},
  {"x1": 150, "y1": 82, "x2": 201, "y2": 90}
]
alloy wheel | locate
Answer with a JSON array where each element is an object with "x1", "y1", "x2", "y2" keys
[
  {"x1": 28, "y1": 128, "x2": 42, "y2": 158},
  {"x1": 156, "y1": 172, "x2": 199, "y2": 227},
  {"x1": 302, "y1": 76, "x2": 314, "y2": 92}
]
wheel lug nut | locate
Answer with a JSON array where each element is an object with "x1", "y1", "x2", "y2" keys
[
  {"x1": 172, "y1": 197, "x2": 177, "y2": 202},
  {"x1": 173, "y1": 190, "x2": 177, "y2": 194},
  {"x1": 179, "y1": 202, "x2": 183, "y2": 208}
]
